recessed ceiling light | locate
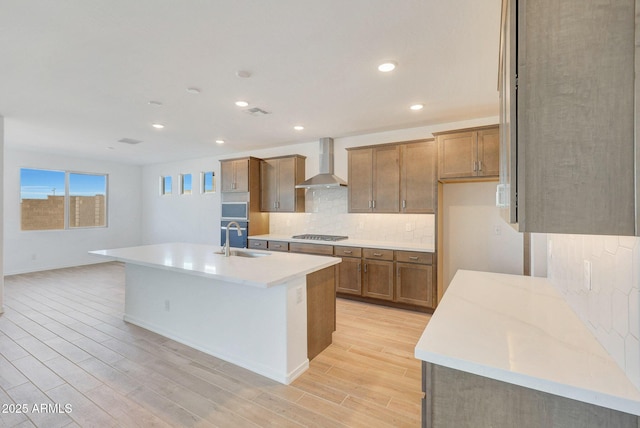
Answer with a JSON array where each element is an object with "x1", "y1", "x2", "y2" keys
[
  {"x1": 215, "y1": 139, "x2": 225, "y2": 144},
  {"x1": 186, "y1": 87, "x2": 201, "y2": 94},
  {"x1": 148, "y1": 100, "x2": 163, "y2": 106},
  {"x1": 410, "y1": 104, "x2": 424, "y2": 111},
  {"x1": 378, "y1": 61, "x2": 397, "y2": 72},
  {"x1": 152, "y1": 123, "x2": 165, "y2": 129},
  {"x1": 236, "y1": 70, "x2": 252, "y2": 78},
  {"x1": 235, "y1": 100, "x2": 249, "y2": 107},
  {"x1": 294, "y1": 125, "x2": 304, "y2": 131}
]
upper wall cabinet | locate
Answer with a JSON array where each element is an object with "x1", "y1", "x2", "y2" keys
[
  {"x1": 221, "y1": 158, "x2": 251, "y2": 193},
  {"x1": 499, "y1": 0, "x2": 637, "y2": 235},
  {"x1": 260, "y1": 155, "x2": 306, "y2": 212},
  {"x1": 347, "y1": 139, "x2": 436, "y2": 214},
  {"x1": 401, "y1": 140, "x2": 437, "y2": 214},
  {"x1": 435, "y1": 125, "x2": 499, "y2": 181}
]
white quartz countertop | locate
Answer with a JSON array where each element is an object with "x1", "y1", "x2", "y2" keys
[
  {"x1": 415, "y1": 270, "x2": 640, "y2": 416},
  {"x1": 248, "y1": 234, "x2": 434, "y2": 252},
  {"x1": 90, "y1": 242, "x2": 340, "y2": 288}
]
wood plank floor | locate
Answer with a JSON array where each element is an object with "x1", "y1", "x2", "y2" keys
[{"x1": 0, "y1": 262, "x2": 430, "y2": 427}]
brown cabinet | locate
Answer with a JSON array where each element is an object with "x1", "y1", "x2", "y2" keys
[
  {"x1": 267, "y1": 240, "x2": 289, "y2": 252},
  {"x1": 247, "y1": 239, "x2": 267, "y2": 250},
  {"x1": 347, "y1": 140, "x2": 436, "y2": 213},
  {"x1": 220, "y1": 158, "x2": 251, "y2": 192},
  {"x1": 260, "y1": 155, "x2": 306, "y2": 212},
  {"x1": 347, "y1": 145, "x2": 400, "y2": 213},
  {"x1": 334, "y1": 246, "x2": 362, "y2": 295},
  {"x1": 395, "y1": 251, "x2": 435, "y2": 308},
  {"x1": 401, "y1": 140, "x2": 437, "y2": 213},
  {"x1": 362, "y1": 248, "x2": 394, "y2": 301},
  {"x1": 289, "y1": 242, "x2": 334, "y2": 256},
  {"x1": 436, "y1": 126, "x2": 499, "y2": 181}
]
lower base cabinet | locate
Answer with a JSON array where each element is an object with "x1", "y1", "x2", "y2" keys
[{"x1": 248, "y1": 239, "x2": 437, "y2": 311}]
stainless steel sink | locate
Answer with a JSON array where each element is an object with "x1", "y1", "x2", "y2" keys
[{"x1": 215, "y1": 250, "x2": 270, "y2": 258}]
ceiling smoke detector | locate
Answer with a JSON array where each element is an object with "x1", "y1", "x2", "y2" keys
[
  {"x1": 117, "y1": 138, "x2": 143, "y2": 145},
  {"x1": 244, "y1": 107, "x2": 271, "y2": 116}
]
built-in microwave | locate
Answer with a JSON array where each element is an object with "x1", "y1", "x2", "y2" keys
[{"x1": 221, "y1": 202, "x2": 248, "y2": 221}]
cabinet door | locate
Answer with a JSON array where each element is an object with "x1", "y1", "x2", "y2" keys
[
  {"x1": 401, "y1": 140, "x2": 436, "y2": 213},
  {"x1": 372, "y1": 146, "x2": 400, "y2": 212},
  {"x1": 233, "y1": 159, "x2": 249, "y2": 192},
  {"x1": 396, "y1": 262, "x2": 434, "y2": 308},
  {"x1": 276, "y1": 157, "x2": 296, "y2": 212},
  {"x1": 260, "y1": 159, "x2": 278, "y2": 211},
  {"x1": 336, "y1": 257, "x2": 362, "y2": 295},
  {"x1": 477, "y1": 127, "x2": 500, "y2": 177},
  {"x1": 363, "y1": 260, "x2": 394, "y2": 301},
  {"x1": 220, "y1": 160, "x2": 236, "y2": 192},
  {"x1": 348, "y1": 149, "x2": 373, "y2": 212},
  {"x1": 438, "y1": 131, "x2": 477, "y2": 179}
]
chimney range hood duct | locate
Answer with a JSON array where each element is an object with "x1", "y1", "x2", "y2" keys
[{"x1": 295, "y1": 138, "x2": 347, "y2": 189}]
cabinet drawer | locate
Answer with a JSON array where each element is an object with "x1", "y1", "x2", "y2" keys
[
  {"x1": 268, "y1": 241, "x2": 289, "y2": 252},
  {"x1": 363, "y1": 248, "x2": 394, "y2": 261},
  {"x1": 289, "y1": 242, "x2": 334, "y2": 256},
  {"x1": 247, "y1": 239, "x2": 267, "y2": 250},
  {"x1": 334, "y1": 246, "x2": 362, "y2": 258},
  {"x1": 396, "y1": 251, "x2": 433, "y2": 265}
]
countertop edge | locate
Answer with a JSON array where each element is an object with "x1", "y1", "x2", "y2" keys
[{"x1": 247, "y1": 234, "x2": 435, "y2": 252}]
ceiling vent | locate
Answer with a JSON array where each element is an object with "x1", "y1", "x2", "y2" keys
[
  {"x1": 244, "y1": 107, "x2": 271, "y2": 116},
  {"x1": 118, "y1": 138, "x2": 143, "y2": 145}
]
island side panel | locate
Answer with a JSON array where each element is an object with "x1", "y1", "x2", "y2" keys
[
  {"x1": 123, "y1": 263, "x2": 309, "y2": 384},
  {"x1": 306, "y1": 266, "x2": 336, "y2": 360},
  {"x1": 425, "y1": 364, "x2": 639, "y2": 428}
]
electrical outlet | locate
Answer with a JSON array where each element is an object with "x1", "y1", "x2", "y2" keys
[
  {"x1": 296, "y1": 287, "x2": 303, "y2": 304},
  {"x1": 494, "y1": 225, "x2": 502, "y2": 235},
  {"x1": 405, "y1": 223, "x2": 413, "y2": 232},
  {"x1": 583, "y1": 260, "x2": 592, "y2": 291},
  {"x1": 164, "y1": 300, "x2": 170, "y2": 311},
  {"x1": 548, "y1": 241, "x2": 553, "y2": 260}
]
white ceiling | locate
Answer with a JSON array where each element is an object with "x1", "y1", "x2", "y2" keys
[{"x1": 0, "y1": 0, "x2": 501, "y2": 165}]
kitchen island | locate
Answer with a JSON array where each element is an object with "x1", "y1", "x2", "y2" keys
[
  {"x1": 90, "y1": 242, "x2": 340, "y2": 384},
  {"x1": 415, "y1": 270, "x2": 640, "y2": 427}
]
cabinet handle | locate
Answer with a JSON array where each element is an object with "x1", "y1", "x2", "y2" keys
[
  {"x1": 409, "y1": 256, "x2": 419, "y2": 260},
  {"x1": 357, "y1": 263, "x2": 361, "y2": 272},
  {"x1": 364, "y1": 264, "x2": 367, "y2": 273},
  {"x1": 402, "y1": 200, "x2": 406, "y2": 209},
  {"x1": 273, "y1": 244, "x2": 281, "y2": 248},
  {"x1": 473, "y1": 161, "x2": 477, "y2": 172},
  {"x1": 343, "y1": 250, "x2": 353, "y2": 254},
  {"x1": 373, "y1": 252, "x2": 383, "y2": 257},
  {"x1": 478, "y1": 160, "x2": 483, "y2": 171},
  {"x1": 372, "y1": 200, "x2": 376, "y2": 209},
  {"x1": 368, "y1": 200, "x2": 372, "y2": 208}
]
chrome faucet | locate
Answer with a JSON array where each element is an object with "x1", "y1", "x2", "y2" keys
[{"x1": 224, "y1": 221, "x2": 243, "y2": 257}]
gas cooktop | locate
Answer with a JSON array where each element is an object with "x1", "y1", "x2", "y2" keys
[{"x1": 291, "y1": 234, "x2": 349, "y2": 242}]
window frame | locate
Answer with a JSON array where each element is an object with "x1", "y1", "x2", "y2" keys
[
  {"x1": 201, "y1": 171, "x2": 215, "y2": 194},
  {"x1": 19, "y1": 167, "x2": 109, "y2": 231}
]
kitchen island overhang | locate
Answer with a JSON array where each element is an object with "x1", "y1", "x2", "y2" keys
[{"x1": 90, "y1": 242, "x2": 341, "y2": 384}]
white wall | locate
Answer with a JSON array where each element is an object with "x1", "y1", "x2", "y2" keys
[
  {"x1": 4, "y1": 149, "x2": 143, "y2": 274},
  {"x1": 141, "y1": 117, "x2": 498, "y2": 246},
  {"x1": 547, "y1": 234, "x2": 640, "y2": 389},
  {"x1": 442, "y1": 181, "x2": 523, "y2": 288}
]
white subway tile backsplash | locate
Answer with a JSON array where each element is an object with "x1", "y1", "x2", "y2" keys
[
  {"x1": 548, "y1": 234, "x2": 640, "y2": 390},
  {"x1": 269, "y1": 187, "x2": 435, "y2": 247}
]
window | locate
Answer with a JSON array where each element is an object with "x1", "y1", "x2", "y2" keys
[
  {"x1": 180, "y1": 174, "x2": 192, "y2": 195},
  {"x1": 20, "y1": 168, "x2": 108, "y2": 231},
  {"x1": 202, "y1": 171, "x2": 215, "y2": 194},
  {"x1": 161, "y1": 176, "x2": 172, "y2": 195},
  {"x1": 69, "y1": 173, "x2": 107, "y2": 228}
]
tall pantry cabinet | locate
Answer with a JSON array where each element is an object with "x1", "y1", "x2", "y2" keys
[{"x1": 499, "y1": 0, "x2": 638, "y2": 236}]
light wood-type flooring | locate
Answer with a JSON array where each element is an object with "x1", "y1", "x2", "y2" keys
[{"x1": 0, "y1": 262, "x2": 430, "y2": 427}]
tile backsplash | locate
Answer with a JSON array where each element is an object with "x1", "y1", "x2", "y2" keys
[
  {"x1": 269, "y1": 187, "x2": 435, "y2": 247},
  {"x1": 547, "y1": 234, "x2": 640, "y2": 389}
]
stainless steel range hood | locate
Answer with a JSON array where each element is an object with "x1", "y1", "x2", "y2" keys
[{"x1": 295, "y1": 137, "x2": 348, "y2": 189}]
